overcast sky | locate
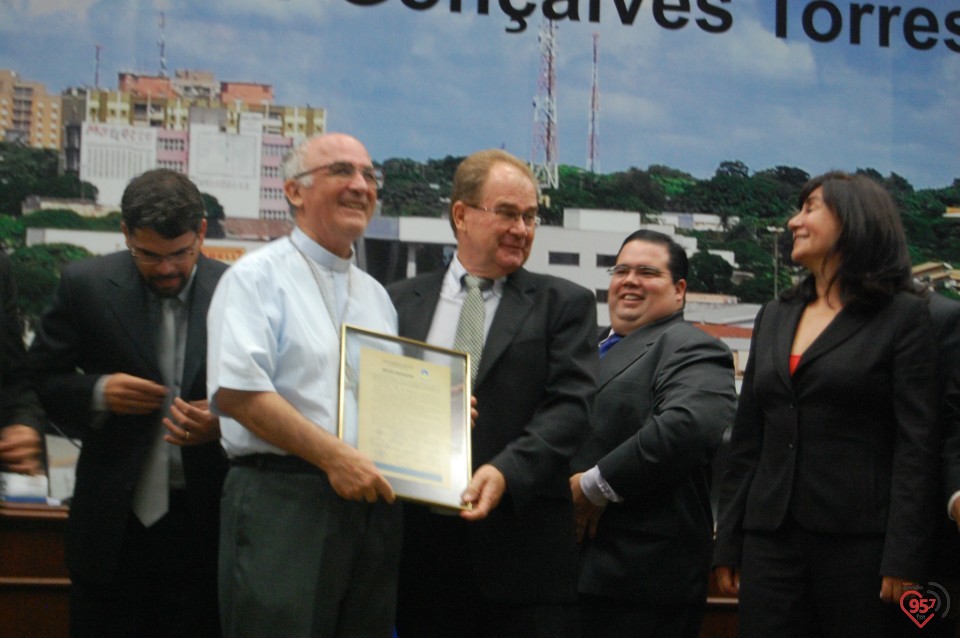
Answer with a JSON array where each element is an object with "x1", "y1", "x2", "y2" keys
[{"x1": 2, "y1": 0, "x2": 957, "y2": 188}]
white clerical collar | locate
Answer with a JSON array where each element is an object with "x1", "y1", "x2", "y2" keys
[{"x1": 290, "y1": 227, "x2": 352, "y2": 273}]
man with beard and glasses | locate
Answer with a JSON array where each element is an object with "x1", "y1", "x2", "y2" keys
[{"x1": 29, "y1": 168, "x2": 228, "y2": 638}]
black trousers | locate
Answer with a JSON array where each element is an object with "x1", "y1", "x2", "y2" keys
[
  {"x1": 396, "y1": 503, "x2": 578, "y2": 638},
  {"x1": 739, "y1": 520, "x2": 910, "y2": 638},
  {"x1": 579, "y1": 593, "x2": 705, "y2": 638},
  {"x1": 70, "y1": 491, "x2": 220, "y2": 638}
]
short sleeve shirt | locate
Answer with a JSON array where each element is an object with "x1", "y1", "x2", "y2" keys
[{"x1": 207, "y1": 227, "x2": 398, "y2": 458}]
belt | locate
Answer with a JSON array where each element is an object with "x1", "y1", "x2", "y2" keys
[{"x1": 230, "y1": 453, "x2": 322, "y2": 475}]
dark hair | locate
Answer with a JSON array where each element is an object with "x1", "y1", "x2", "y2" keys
[
  {"x1": 121, "y1": 169, "x2": 205, "y2": 239},
  {"x1": 617, "y1": 229, "x2": 688, "y2": 283},
  {"x1": 784, "y1": 171, "x2": 912, "y2": 307}
]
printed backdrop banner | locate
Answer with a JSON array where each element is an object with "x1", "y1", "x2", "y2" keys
[{"x1": 2, "y1": 1, "x2": 957, "y2": 189}]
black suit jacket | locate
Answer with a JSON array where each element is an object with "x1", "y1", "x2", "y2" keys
[
  {"x1": 934, "y1": 293, "x2": 960, "y2": 503},
  {"x1": 928, "y1": 293, "x2": 960, "y2": 582},
  {"x1": 388, "y1": 266, "x2": 598, "y2": 603},
  {"x1": 28, "y1": 251, "x2": 228, "y2": 584},
  {"x1": 574, "y1": 312, "x2": 736, "y2": 604},
  {"x1": 714, "y1": 292, "x2": 939, "y2": 580},
  {"x1": 0, "y1": 252, "x2": 44, "y2": 431}
]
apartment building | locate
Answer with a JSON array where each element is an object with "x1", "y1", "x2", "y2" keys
[
  {"x1": 58, "y1": 69, "x2": 324, "y2": 218},
  {"x1": 0, "y1": 69, "x2": 62, "y2": 150}
]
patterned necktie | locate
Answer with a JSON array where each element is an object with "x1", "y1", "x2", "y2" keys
[
  {"x1": 598, "y1": 332, "x2": 623, "y2": 358},
  {"x1": 453, "y1": 274, "x2": 493, "y2": 385},
  {"x1": 132, "y1": 297, "x2": 179, "y2": 527}
]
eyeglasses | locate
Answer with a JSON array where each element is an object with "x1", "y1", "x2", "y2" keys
[
  {"x1": 607, "y1": 264, "x2": 671, "y2": 280},
  {"x1": 465, "y1": 204, "x2": 541, "y2": 229},
  {"x1": 129, "y1": 236, "x2": 200, "y2": 266},
  {"x1": 293, "y1": 162, "x2": 384, "y2": 189}
]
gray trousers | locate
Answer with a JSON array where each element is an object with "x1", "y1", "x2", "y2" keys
[{"x1": 219, "y1": 465, "x2": 403, "y2": 638}]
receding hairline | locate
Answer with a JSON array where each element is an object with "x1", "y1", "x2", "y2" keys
[{"x1": 307, "y1": 133, "x2": 371, "y2": 162}]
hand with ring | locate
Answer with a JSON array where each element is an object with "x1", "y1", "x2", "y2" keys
[{"x1": 163, "y1": 398, "x2": 220, "y2": 447}]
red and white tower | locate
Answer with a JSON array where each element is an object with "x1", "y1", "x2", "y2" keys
[
  {"x1": 587, "y1": 32, "x2": 600, "y2": 174},
  {"x1": 532, "y1": 19, "x2": 559, "y2": 189},
  {"x1": 94, "y1": 43, "x2": 102, "y2": 89},
  {"x1": 158, "y1": 12, "x2": 167, "y2": 77}
]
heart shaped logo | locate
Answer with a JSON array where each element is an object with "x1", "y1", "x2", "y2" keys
[{"x1": 900, "y1": 589, "x2": 937, "y2": 629}]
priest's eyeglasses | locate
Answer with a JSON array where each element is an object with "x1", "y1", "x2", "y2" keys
[{"x1": 293, "y1": 162, "x2": 385, "y2": 190}]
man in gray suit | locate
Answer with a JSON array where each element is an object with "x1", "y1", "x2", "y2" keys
[
  {"x1": 29, "y1": 169, "x2": 227, "y2": 638},
  {"x1": 571, "y1": 229, "x2": 736, "y2": 638}
]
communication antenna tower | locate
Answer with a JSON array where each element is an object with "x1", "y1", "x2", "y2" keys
[
  {"x1": 94, "y1": 44, "x2": 102, "y2": 89},
  {"x1": 531, "y1": 19, "x2": 559, "y2": 189},
  {"x1": 587, "y1": 32, "x2": 600, "y2": 174},
  {"x1": 158, "y1": 12, "x2": 167, "y2": 77}
]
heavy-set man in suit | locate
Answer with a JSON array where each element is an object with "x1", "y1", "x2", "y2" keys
[
  {"x1": 0, "y1": 251, "x2": 44, "y2": 475},
  {"x1": 29, "y1": 169, "x2": 228, "y2": 638},
  {"x1": 570, "y1": 230, "x2": 736, "y2": 637},
  {"x1": 389, "y1": 149, "x2": 598, "y2": 638}
]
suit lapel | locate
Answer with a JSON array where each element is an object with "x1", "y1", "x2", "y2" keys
[
  {"x1": 181, "y1": 256, "x2": 215, "y2": 396},
  {"x1": 477, "y1": 269, "x2": 535, "y2": 386},
  {"x1": 105, "y1": 258, "x2": 159, "y2": 380},
  {"x1": 795, "y1": 305, "x2": 872, "y2": 374},
  {"x1": 772, "y1": 300, "x2": 804, "y2": 389},
  {"x1": 400, "y1": 272, "x2": 443, "y2": 342},
  {"x1": 597, "y1": 313, "x2": 680, "y2": 390}
]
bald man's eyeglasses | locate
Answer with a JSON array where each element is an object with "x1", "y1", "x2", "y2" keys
[{"x1": 293, "y1": 162, "x2": 384, "y2": 189}]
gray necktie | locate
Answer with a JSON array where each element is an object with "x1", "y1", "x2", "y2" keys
[
  {"x1": 132, "y1": 297, "x2": 179, "y2": 527},
  {"x1": 453, "y1": 274, "x2": 493, "y2": 385}
]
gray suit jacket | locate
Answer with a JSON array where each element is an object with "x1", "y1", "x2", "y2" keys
[{"x1": 574, "y1": 311, "x2": 736, "y2": 603}]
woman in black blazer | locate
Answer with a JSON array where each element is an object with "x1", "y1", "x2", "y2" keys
[{"x1": 713, "y1": 172, "x2": 939, "y2": 636}]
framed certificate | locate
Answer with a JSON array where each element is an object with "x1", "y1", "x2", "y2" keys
[{"x1": 338, "y1": 324, "x2": 472, "y2": 511}]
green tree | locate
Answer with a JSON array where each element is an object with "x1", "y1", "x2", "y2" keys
[
  {"x1": 10, "y1": 243, "x2": 92, "y2": 325},
  {"x1": 21, "y1": 209, "x2": 90, "y2": 229},
  {"x1": 648, "y1": 165, "x2": 697, "y2": 203},
  {"x1": 688, "y1": 251, "x2": 734, "y2": 294},
  {"x1": 34, "y1": 174, "x2": 99, "y2": 201},
  {"x1": 378, "y1": 158, "x2": 448, "y2": 218},
  {"x1": 87, "y1": 211, "x2": 122, "y2": 232},
  {"x1": 0, "y1": 214, "x2": 25, "y2": 249},
  {"x1": 715, "y1": 160, "x2": 750, "y2": 179},
  {"x1": 733, "y1": 271, "x2": 778, "y2": 304},
  {"x1": 0, "y1": 142, "x2": 59, "y2": 216}
]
